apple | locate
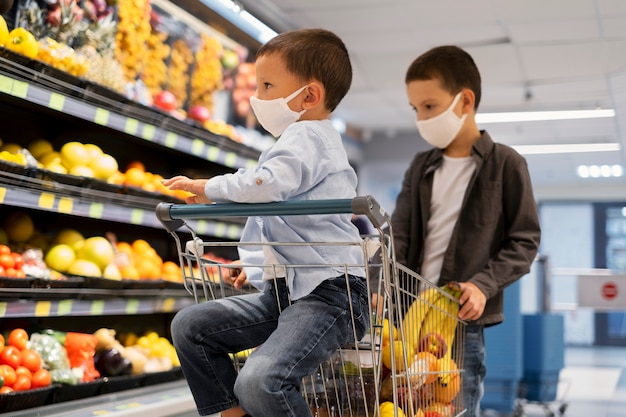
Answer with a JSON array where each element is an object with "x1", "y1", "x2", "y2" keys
[
  {"x1": 221, "y1": 49, "x2": 240, "y2": 69},
  {"x1": 153, "y1": 91, "x2": 177, "y2": 111},
  {"x1": 187, "y1": 105, "x2": 211, "y2": 123},
  {"x1": 418, "y1": 332, "x2": 448, "y2": 359}
]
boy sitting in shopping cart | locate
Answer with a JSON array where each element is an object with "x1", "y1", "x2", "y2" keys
[{"x1": 162, "y1": 28, "x2": 370, "y2": 417}]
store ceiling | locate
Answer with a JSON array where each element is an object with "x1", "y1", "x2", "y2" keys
[{"x1": 236, "y1": 0, "x2": 626, "y2": 187}]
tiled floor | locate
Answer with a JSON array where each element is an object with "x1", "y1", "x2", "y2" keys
[{"x1": 197, "y1": 346, "x2": 626, "y2": 417}]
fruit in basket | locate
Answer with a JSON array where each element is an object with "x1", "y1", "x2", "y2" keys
[
  {"x1": 0, "y1": 15, "x2": 8, "y2": 46},
  {"x1": 188, "y1": 105, "x2": 212, "y2": 123},
  {"x1": 418, "y1": 332, "x2": 448, "y2": 359},
  {"x1": 380, "y1": 401, "x2": 406, "y2": 417},
  {"x1": 44, "y1": 244, "x2": 76, "y2": 273},
  {"x1": 407, "y1": 351, "x2": 439, "y2": 385},
  {"x1": 382, "y1": 340, "x2": 412, "y2": 371},
  {"x1": 67, "y1": 259, "x2": 101, "y2": 277},
  {"x1": 89, "y1": 153, "x2": 118, "y2": 180},
  {"x1": 103, "y1": 263, "x2": 122, "y2": 280},
  {"x1": 3, "y1": 211, "x2": 34, "y2": 243},
  {"x1": 423, "y1": 403, "x2": 454, "y2": 417},
  {"x1": 77, "y1": 236, "x2": 114, "y2": 270},
  {"x1": 60, "y1": 141, "x2": 89, "y2": 170},
  {"x1": 432, "y1": 358, "x2": 460, "y2": 403},
  {"x1": 54, "y1": 228, "x2": 85, "y2": 249},
  {"x1": 5, "y1": 27, "x2": 39, "y2": 59},
  {"x1": 27, "y1": 139, "x2": 54, "y2": 160},
  {"x1": 153, "y1": 91, "x2": 178, "y2": 111}
]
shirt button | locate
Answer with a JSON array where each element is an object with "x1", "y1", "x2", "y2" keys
[{"x1": 256, "y1": 178, "x2": 263, "y2": 185}]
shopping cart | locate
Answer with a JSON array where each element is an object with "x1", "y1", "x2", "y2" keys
[{"x1": 156, "y1": 196, "x2": 466, "y2": 417}]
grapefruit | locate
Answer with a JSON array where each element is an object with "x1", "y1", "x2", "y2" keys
[
  {"x1": 44, "y1": 244, "x2": 75, "y2": 273},
  {"x1": 67, "y1": 259, "x2": 101, "y2": 277},
  {"x1": 77, "y1": 236, "x2": 114, "y2": 270},
  {"x1": 27, "y1": 139, "x2": 53, "y2": 160},
  {"x1": 54, "y1": 228, "x2": 84, "y2": 247},
  {"x1": 89, "y1": 154, "x2": 118, "y2": 180},
  {"x1": 60, "y1": 142, "x2": 88, "y2": 169}
]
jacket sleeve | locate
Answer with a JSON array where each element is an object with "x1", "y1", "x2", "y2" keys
[
  {"x1": 470, "y1": 155, "x2": 541, "y2": 299},
  {"x1": 391, "y1": 157, "x2": 418, "y2": 267}
]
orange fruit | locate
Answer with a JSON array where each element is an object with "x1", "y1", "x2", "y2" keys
[
  {"x1": 20, "y1": 349, "x2": 42, "y2": 372},
  {"x1": 119, "y1": 265, "x2": 140, "y2": 280},
  {"x1": 124, "y1": 167, "x2": 146, "y2": 188},
  {"x1": 0, "y1": 364, "x2": 16, "y2": 387},
  {"x1": 126, "y1": 160, "x2": 145, "y2": 171},
  {"x1": 131, "y1": 239, "x2": 152, "y2": 254},
  {"x1": 31, "y1": 368, "x2": 51, "y2": 388},
  {"x1": 8, "y1": 329, "x2": 28, "y2": 350}
]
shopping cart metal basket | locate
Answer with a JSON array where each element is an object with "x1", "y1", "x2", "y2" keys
[{"x1": 156, "y1": 196, "x2": 466, "y2": 417}]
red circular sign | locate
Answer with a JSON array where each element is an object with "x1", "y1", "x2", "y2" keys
[{"x1": 601, "y1": 282, "x2": 618, "y2": 300}]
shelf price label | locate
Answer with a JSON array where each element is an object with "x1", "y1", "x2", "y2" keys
[
  {"x1": 125, "y1": 118, "x2": 139, "y2": 135},
  {"x1": 0, "y1": 302, "x2": 6, "y2": 317},
  {"x1": 38, "y1": 192, "x2": 55, "y2": 209},
  {"x1": 142, "y1": 124, "x2": 156, "y2": 141},
  {"x1": 224, "y1": 152, "x2": 237, "y2": 168},
  {"x1": 49, "y1": 93, "x2": 65, "y2": 111},
  {"x1": 58, "y1": 300, "x2": 73, "y2": 316},
  {"x1": 58, "y1": 197, "x2": 73, "y2": 214},
  {"x1": 206, "y1": 145, "x2": 219, "y2": 161},
  {"x1": 89, "y1": 203, "x2": 104, "y2": 219},
  {"x1": 35, "y1": 301, "x2": 52, "y2": 317},
  {"x1": 165, "y1": 132, "x2": 177, "y2": 148},
  {"x1": 130, "y1": 209, "x2": 144, "y2": 224},
  {"x1": 90, "y1": 300, "x2": 105, "y2": 315},
  {"x1": 162, "y1": 298, "x2": 176, "y2": 312},
  {"x1": 94, "y1": 108, "x2": 110, "y2": 125},
  {"x1": 125, "y1": 299, "x2": 139, "y2": 314},
  {"x1": 11, "y1": 80, "x2": 28, "y2": 98},
  {"x1": 0, "y1": 75, "x2": 13, "y2": 94},
  {"x1": 192, "y1": 139, "x2": 204, "y2": 156},
  {"x1": 0, "y1": 187, "x2": 6, "y2": 203}
]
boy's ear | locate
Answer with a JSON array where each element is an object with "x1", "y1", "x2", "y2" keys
[
  {"x1": 302, "y1": 82, "x2": 324, "y2": 109},
  {"x1": 461, "y1": 88, "x2": 476, "y2": 113}
]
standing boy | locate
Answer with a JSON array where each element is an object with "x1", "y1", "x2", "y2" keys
[
  {"x1": 392, "y1": 45, "x2": 541, "y2": 416},
  {"x1": 162, "y1": 29, "x2": 369, "y2": 417}
]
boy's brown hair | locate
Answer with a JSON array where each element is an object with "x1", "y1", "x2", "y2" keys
[
  {"x1": 405, "y1": 45, "x2": 482, "y2": 110},
  {"x1": 257, "y1": 28, "x2": 352, "y2": 112}
]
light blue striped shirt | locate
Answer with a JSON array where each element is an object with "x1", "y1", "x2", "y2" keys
[{"x1": 204, "y1": 120, "x2": 365, "y2": 299}]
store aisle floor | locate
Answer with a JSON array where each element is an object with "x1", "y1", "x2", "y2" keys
[{"x1": 180, "y1": 346, "x2": 626, "y2": 417}]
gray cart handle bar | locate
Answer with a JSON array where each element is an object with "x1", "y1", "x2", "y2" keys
[{"x1": 156, "y1": 195, "x2": 389, "y2": 234}]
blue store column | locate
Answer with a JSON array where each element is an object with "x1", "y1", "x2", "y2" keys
[{"x1": 481, "y1": 280, "x2": 523, "y2": 413}]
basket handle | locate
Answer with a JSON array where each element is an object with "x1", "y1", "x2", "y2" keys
[{"x1": 156, "y1": 195, "x2": 389, "y2": 232}]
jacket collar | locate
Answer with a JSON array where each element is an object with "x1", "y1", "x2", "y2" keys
[{"x1": 424, "y1": 130, "x2": 494, "y2": 174}]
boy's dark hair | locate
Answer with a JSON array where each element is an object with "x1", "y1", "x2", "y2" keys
[
  {"x1": 257, "y1": 28, "x2": 352, "y2": 112},
  {"x1": 405, "y1": 45, "x2": 482, "y2": 110}
]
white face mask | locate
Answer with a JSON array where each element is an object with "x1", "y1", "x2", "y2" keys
[
  {"x1": 250, "y1": 85, "x2": 308, "y2": 137},
  {"x1": 415, "y1": 92, "x2": 467, "y2": 149}
]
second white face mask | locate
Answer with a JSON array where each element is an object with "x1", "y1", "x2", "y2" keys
[
  {"x1": 250, "y1": 85, "x2": 308, "y2": 137},
  {"x1": 416, "y1": 92, "x2": 467, "y2": 149}
]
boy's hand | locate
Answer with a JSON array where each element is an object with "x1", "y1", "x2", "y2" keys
[
  {"x1": 457, "y1": 282, "x2": 486, "y2": 321},
  {"x1": 224, "y1": 260, "x2": 248, "y2": 289},
  {"x1": 162, "y1": 176, "x2": 212, "y2": 204}
]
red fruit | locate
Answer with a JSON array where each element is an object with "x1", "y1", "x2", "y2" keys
[
  {"x1": 20, "y1": 349, "x2": 42, "y2": 372},
  {"x1": 187, "y1": 105, "x2": 211, "y2": 123},
  {"x1": 418, "y1": 332, "x2": 448, "y2": 359},
  {"x1": 1, "y1": 346, "x2": 21, "y2": 368},
  {"x1": 8, "y1": 328, "x2": 28, "y2": 350},
  {"x1": 31, "y1": 368, "x2": 51, "y2": 388},
  {"x1": 153, "y1": 91, "x2": 177, "y2": 111},
  {"x1": 11, "y1": 253, "x2": 23, "y2": 270}
]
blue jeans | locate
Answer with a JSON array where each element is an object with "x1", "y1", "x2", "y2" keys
[
  {"x1": 463, "y1": 324, "x2": 486, "y2": 417},
  {"x1": 171, "y1": 276, "x2": 370, "y2": 417}
]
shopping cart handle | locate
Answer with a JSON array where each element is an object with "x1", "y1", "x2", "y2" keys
[{"x1": 156, "y1": 195, "x2": 389, "y2": 230}]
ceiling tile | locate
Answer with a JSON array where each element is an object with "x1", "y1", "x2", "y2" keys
[
  {"x1": 493, "y1": 0, "x2": 596, "y2": 21},
  {"x1": 520, "y1": 42, "x2": 607, "y2": 81},
  {"x1": 508, "y1": 20, "x2": 600, "y2": 43}
]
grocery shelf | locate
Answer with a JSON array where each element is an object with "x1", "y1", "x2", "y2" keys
[
  {"x1": 3, "y1": 379, "x2": 198, "y2": 417},
  {"x1": 0, "y1": 178, "x2": 244, "y2": 240},
  {"x1": 0, "y1": 51, "x2": 260, "y2": 170},
  {"x1": 0, "y1": 292, "x2": 195, "y2": 318}
]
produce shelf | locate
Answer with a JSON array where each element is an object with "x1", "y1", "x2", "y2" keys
[
  {"x1": 4, "y1": 379, "x2": 196, "y2": 417},
  {"x1": 0, "y1": 179, "x2": 244, "y2": 239},
  {"x1": 0, "y1": 294, "x2": 195, "y2": 318},
  {"x1": 0, "y1": 51, "x2": 260, "y2": 170}
]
